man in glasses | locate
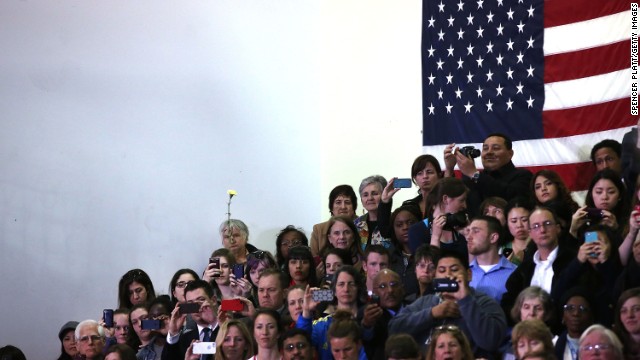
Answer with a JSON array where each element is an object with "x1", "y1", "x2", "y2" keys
[
  {"x1": 279, "y1": 328, "x2": 314, "y2": 360},
  {"x1": 389, "y1": 250, "x2": 506, "y2": 358},
  {"x1": 75, "y1": 320, "x2": 106, "y2": 360},
  {"x1": 501, "y1": 207, "x2": 576, "y2": 317},
  {"x1": 358, "y1": 269, "x2": 405, "y2": 360}
]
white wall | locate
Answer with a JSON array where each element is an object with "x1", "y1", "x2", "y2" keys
[{"x1": 0, "y1": 1, "x2": 423, "y2": 358}]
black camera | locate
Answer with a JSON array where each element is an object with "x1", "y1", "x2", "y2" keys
[
  {"x1": 432, "y1": 278, "x2": 459, "y2": 292},
  {"x1": 585, "y1": 208, "x2": 604, "y2": 222},
  {"x1": 459, "y1": 146, "x2": 481, "y2": 159},
  {"x1": 443, "y1": 211, "x2": 468, "y2": 231}
]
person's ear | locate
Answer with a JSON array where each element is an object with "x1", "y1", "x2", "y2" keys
[{"x1": 489, "y1": 232, "x2": 500, "y2": 245}]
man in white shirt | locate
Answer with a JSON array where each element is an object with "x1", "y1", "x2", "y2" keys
[{"x1": 501, "y1": 207, "x2": 576, "y2": 315}]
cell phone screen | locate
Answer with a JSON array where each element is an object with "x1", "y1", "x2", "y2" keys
[{"x1": 584, "y1": 231, "x2": 598, "y2": 243}]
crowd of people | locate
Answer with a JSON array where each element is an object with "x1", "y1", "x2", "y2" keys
[{"x1": 3, "y1": 126, "x2": 640, "y2": 360}]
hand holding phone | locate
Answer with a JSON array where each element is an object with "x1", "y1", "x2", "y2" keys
[
  {"x1": 232, "y1": 264, "x2": 244, "y2": 279},
  {"x1": 220, "y1": 299, "x2": 244, "y2": 312},
  {"x1": 179, "y1": 302, "x2": 201, "y2": 315},
  {"x1": 585, "y1": 231, "x2": 599, "y2": 258},
  {"x1": 103, "y1": 309, "x2": 114, "y2": 328},
  {"x1": 393, "y1": 178, "x2": 412, "y2": 188},
  {"x1": 209, "y1": 257, "x2": 221, "y2": 277},
  {"x1": 193, "y1": 342, "x2": 216, "y2": 354}
]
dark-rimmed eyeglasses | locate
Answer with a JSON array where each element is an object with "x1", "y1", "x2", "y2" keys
[
  {"x1": 176, "y1": 280, "x2": 194, "y2": 289},
  {"x1": 563, "y1": 304, "x2": 590, "y2": 313}
]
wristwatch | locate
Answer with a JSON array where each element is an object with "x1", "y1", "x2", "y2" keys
[{"x1": 471, "y1": 171, "x2": 480, "y2": 183}]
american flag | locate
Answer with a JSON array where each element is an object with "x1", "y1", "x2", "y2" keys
[{"x1": 421, "y1": 0, "x2": 635, "y2": 191}]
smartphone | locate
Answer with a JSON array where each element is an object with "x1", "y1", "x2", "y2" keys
[
  {"x1": 179, "y1": 302, "x2": 201, "y2": 315},
  {"x1": 209, "y1": 257, "x2": 220, "y2": 277},
  {"x1": 103, "y1": 309, "x2": 114, "y2": 328},
  {"x1": 367, "y1": 291, "x2": 380, "y2": 305},
  {"x1": 393, "y1": 178, "x2": 412, "y2": 188},
  {"x1": 193, "y1": 342, "x2": 216, "y2": 354},
  {"x1": 232, "y1": 264, "x2": 244, "y2": 279},
  {"x1": 312, "y1": 289, "x2": 334, "y2": 302},
  {"x1": 585, "y1": 231, "x2": 598, "y2": 258},
  {"x1": 432, "y1": 278, "x2": 459, "y2": 292},
  {"x1": 141, "y1": 319, "x2": 162, "y2": 330},
  {"x1": 220, "y1": 299, "x2": 244, "y2": 312},
  {"x1": 585, "y1": 208, "x2": 604, "y2": 221}
]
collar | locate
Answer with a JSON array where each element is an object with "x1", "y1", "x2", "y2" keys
[
  {"x1": 483, "y1": 161, "x2": 516, "y2": 177},
  {"x1": 533, "y1": 246, "x2": 559, "y2": 266}
]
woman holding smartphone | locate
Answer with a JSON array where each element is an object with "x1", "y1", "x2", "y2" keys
[{"x1": 295, "y1": 265, "x2": 366, "y2": 360}]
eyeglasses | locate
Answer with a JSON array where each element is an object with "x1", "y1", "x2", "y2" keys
[
  {"x1": 376, "y1": 281, "x2": 400, "y2": 290},
  {"x1": 529, "y1": 220, "x2": 557, "y2": 232},
  {"x1": 580, "y1": 343, "x2": 612, "y2": 352},
  {"x1": 563, "y1": 304, "x2": 590, "y2": 313},
  {"x1": 284, "y1": 342, "x2": 309, "y2": 352},
  {"x1": 416, "y1": 262, "x2": 436, "y2": 272},
  {"x1": 176, "y1": 280, "x2": 193, "y2": 289},
  {"x1": 78, "y1": 335, "x2": 102, "y2": 343},
  {"x1": 434, "y1": 325, "x2": 461, "y2": 332},
  {"x1": 282, "y1": 240, "x2": 303, "y2": 247}
]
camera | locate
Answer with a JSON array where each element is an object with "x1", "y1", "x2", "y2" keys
[
  {"x1": 585, "y1": 208, "x2": 604, "y2": 222},
  {"x1": 459, "y1": 146, "x2": 481, "y2": 159},
  {"x1": 443, "y1": 211, "x2": 468, "y2": 231},
  {"x1": 432, "y1": 278, "x2": 459, "y2": 292}
]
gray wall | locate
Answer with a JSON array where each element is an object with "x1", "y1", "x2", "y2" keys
[{"x1": 0, "y1": 1, "x2": 422, "y2": 358}]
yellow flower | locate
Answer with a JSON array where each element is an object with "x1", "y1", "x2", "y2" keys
[{"x1": 227, "y1": 189, "x2": 237, "y2": 196}]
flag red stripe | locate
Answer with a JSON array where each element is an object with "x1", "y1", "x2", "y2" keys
[
  {"x1": 544, "y1": 40, "x2": 630, "y2": 83},
  {"x1": 542, "y1": 98, "x2": 635, "y2": 138},
  {"x1": 453, "y1": 162, "x2": 594, "y2": 192},
  {"x1": 544, "y1": 0, "x2": 630, "y2": 28}
]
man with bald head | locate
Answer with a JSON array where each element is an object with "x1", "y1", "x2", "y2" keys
[{"x1": 358, "y1": 269, "x2": 405, "y2": 360}]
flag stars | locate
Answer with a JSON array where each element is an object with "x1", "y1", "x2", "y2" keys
[
  {"x1": 497, "y1": 0, "x2": 503, "y2": 6},
  {"x1": 467, "y1": 44, "x2": 475, "y2": 55},
  {"x1": 496, "y1": 23, "x2": 504, "y2": 36},
  {"x1": 486, "y1": 99, "x2": 494, "y2": 111},
  {"x1": 455, "y1": 87, "x2": 463, "y2": 98},
  {"x1": 527, "y1": 5, "x2": 535, "y2": 17},
  {"x1": 477, "y1": 0, "x2": 484, "y2": 9},
  {"x1": 516, "y1": 51, "x2": 524, "y2": 63},
  {"x1": 476, "y1": 86, "x2": 484, "y2": 98},
  {"x1": 438, "y1": 89, "x2": 444, "y2": 99},
  {"x1": 446, "y1": 102, "x2": 453, "y2": 113},
  {"x1": 516, "y1": 82, "x2": 524, "y2": 94},
  {"x1": 517, "y1": 21, "x2": 525, "y2": 33},
  {"x1": 457, "y1": 28, "x2": 465, "y2": 39},
  {"x1": 457, "y1": 57, "x2": 465, "y2": 69},
  {"x1": 477, "y1": 26, "x2": 484, "y2": 38},
  {"x1": 447, "y1": 15, "x2": 455, "y2": 27},
  {"x1": 527, "y1": 96, "x2": 535, "y2": 108},
  {"x1": 506, "y1": 39, "x2": 514, "y2": 50},
  {"x1": 487, "y1": 11, "x2": 494, "y2": 23},
  {"x1": 467, "y1": 71, "x2": 475, "y2": 83},
  {"x1": 486, "y1": 41, "x2": 494, "y2": 53},
  {"x1": 476, "y1": 55, "x2": 484, "y2": 67},
  {"x1": 457, "y1": 0, "x2": 464, "y2": 11},
  {"x1": 428, "y1": 103, "x2": 435, "y2": 114},
  {"x1": 527, "y1": 65, "x2": 535, "y2": 77},
  {"x1": 496, "y1": 53, "x2": 504, "y2": 65},
  {"x1": 446, "y1": 73, "x2": 454, "y2": 84},
  {"x1": 506, "y1": 67, "x2": 514, "y2": 79},
  {"x1": 428, "y1": 16, "x2": 436, "y2": 28},
  {"x1": 427, "y1": 45, "x2": 436, "y2": 57},
  {"x1": 507, "y1": 8, "x2": 514, "y2": 20},
  {"x1": 464, "y1": 102, "x2": 474, "y2": 113},
  {"x1": 438, "y1": 29, "x2": 445, "y2": 41},
  {"x1": 527, "y1": 36, "x2": 535, "y2": 48},
  {"x1": 467, "y1": 14, "x2": 474, "y2": 25},
  {"x1": 447, "y1": 45, "x2": 455, "y2": 57},
  {"x1": 438, "y1": 1, "x2": 445, "y2": 12},
  {"x1": 496, "y1": 84, "x2": 504, "y2": 96},
  {"x1": 506, "y1": 98, "x2": 514, "y2": 110},
  {"x1": 436, "y1": 58, "x2": 445, "y2": 70},
  {"x1": 486, "y1": 69, "x2": 494, "y2": 81},
  {"x1": 428, "y1": 73, "x2": 436, "y2": 85}
]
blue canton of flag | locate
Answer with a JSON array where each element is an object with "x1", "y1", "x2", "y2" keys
[{"x1": 422, "y1": 0, "x2": 544, "y2": 145}]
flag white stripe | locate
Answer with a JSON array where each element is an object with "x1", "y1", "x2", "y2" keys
[
  {"x1": 543, "y1": 10, "x2": 631, "y2": 56},
  {"x1": 542, "y1": 68, "x2": 631, "y2": 110}
]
